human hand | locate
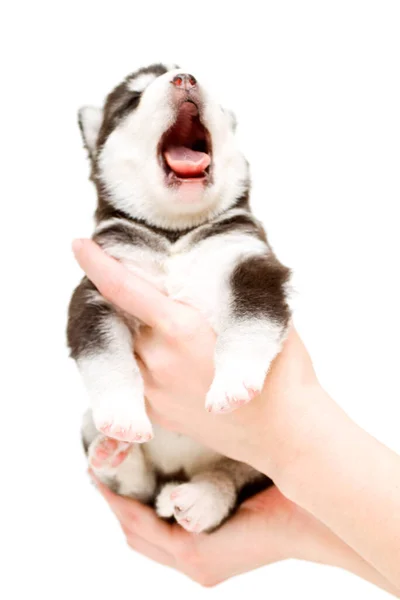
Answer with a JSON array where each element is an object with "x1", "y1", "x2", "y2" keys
[
  {"x1": 91, "y1": 474, "x2": 300, "y2": 586},
  {"x1": 92, "y1": 474, "x2": 397, "y2": 595}
]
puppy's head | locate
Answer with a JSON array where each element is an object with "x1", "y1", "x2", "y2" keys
[{"x1": 79, "y1": 63, "x2": 249, "y2": 229}]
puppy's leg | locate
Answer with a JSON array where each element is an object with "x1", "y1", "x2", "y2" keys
[
  {"x1": 82, "y1": 410, "x2": 156, "y2": 501},
  {"x1": 156, "y1": 460, "x2": 263, "y2": 533},
  {"x1": 88, "y1": 436, "x2": 156, "y2": 501},
  {"x1": 206, "y1": 254, "x2": 291, "y2": 414},
  {"x1": 68, "y1": 278, "x2": 152, "y2": 442}
]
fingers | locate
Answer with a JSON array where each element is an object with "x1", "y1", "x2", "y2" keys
[
  {"x1": 72, "y1": 239, "x2": 178, "y2": 332},
  {"x1": 92, "y1": 475, "x2": 212, "y2": 580},
  {"x1": 92, "y1": 474, "x2": 180, "y2": 553},
  {"x1": 93, "y1": 477, "x2": 174, "y2": 567}
]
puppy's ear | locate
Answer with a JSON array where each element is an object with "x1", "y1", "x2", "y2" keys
[{"x1": 78, "y1": 106, "x2": 103, "y2": 159}]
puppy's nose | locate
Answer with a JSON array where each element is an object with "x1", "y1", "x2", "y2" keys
[{"x1": 171, "y1": 73, "x2": 197, "y2": 90}]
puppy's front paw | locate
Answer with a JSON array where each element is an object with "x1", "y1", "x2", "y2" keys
[
  {"x1": 156, "y1": 480, "x2": 234, "y2": 533},
  {"x1": 205, "y1": 361, "x2": 268, "y2": 414},
  {"x1": 93, "y1": 403, "x2": 153, "y2": 443}
]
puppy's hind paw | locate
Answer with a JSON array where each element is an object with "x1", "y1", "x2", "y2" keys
[{"x1": 88, "y1": 435, "x2": 132, "y2": 472}]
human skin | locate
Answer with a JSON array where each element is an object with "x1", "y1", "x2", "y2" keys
[{"x1": 73, "y1": 239, "x2": 400, "y2": 594}]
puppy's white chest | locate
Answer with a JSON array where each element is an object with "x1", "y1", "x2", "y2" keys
[
  {"x1": 117, "y1": 240, "x2": 230, "y2": 326},
  {"x1": 163, "y1": 250, "x2": 220, "y2": 317}
]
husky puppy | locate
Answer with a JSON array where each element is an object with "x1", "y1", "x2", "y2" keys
[{"x1": 68, "y1": 64, "x2": 291, "y2": 533}]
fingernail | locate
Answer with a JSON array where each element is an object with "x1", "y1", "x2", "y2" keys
[{"x1": 72, "y1": 239, "x2": 85, "y2": 254}]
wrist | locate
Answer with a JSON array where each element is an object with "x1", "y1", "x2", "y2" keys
[
  {"x1": 288, "y1": 505, "x2": 400, "y2": 596},
  {"x1": 271, "y1": 392, "x2": 362, "y2": 505},
  {"x1": 247, "y1": 384, "x2": 343, "y2": 491}
]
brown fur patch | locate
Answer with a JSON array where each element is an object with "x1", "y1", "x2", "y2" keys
[
  {"x1": 94, "y1": 219, "x2": 166, "y2": 252},
  {"x1": 231, "y1": 254, "x2": 291, "y2": 324},
  {"x1": 67, "y1": 277, "x2": 113, "y2": 359},
  {"x1": 190, "y1": 211, "x2": 267, "y2": 246}
]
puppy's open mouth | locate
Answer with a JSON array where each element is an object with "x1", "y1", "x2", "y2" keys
[{"x1": 160, "y1": 101, "x2": 212, "y2": 184}]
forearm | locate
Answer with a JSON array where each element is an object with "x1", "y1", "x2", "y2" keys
[
  {"x1": 292, "y1": 505, "x2": 400, "y2": 597},
  {"x1": 268, "y1": 389, "x2": 400, "y2": 589}
]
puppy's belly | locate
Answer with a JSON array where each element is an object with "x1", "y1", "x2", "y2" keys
[{"x1": 143, "y1": 424, "x2": 221, "y2": 476}]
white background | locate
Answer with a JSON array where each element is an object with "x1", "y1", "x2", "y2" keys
[{"x1": 1, "y1": 1, "x2": 399, "y2": 598}]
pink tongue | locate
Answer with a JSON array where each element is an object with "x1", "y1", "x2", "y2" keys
[{"x1": 164, "y1": 146, "x2": 210, "y2": 177}]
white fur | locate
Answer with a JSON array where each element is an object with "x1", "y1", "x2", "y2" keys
[
  {"x1": 155, "y1": 482, "x2": 179, "y2": 517},
  {"x1": 206, "y1": 319, "x2": 285, "y2": 413},
  {"x1": 156, "y1": 476, "x2": 236, "y2": 533},
  {"x1": 77, "y1": 315, "x2": 152, "y2": 442},
  {"x1": 127, "y1": 72, "x2": 157, "y2": 92},
  {"x1": 93, "y1": 217, "x2": 123, "y2": 234},
  {"x1": 81, "y1": 408, "x2": 99, "y2": 448},
  {"x1": 144, "y1": 424, "x2": 220, "y2": 476},
  {"x1": 84, "y1": 289, "x2": 106, "y2": 305},
  {"x1": 79, "y1": 106, "x2": 103, "y2": 155},
  {"x1": 88, "y1": 435, "x2": 156, "y2": 501}
]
